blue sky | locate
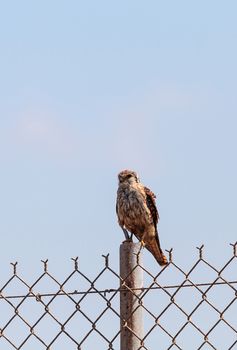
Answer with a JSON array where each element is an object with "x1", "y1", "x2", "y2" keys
[
  {"x1": 1, "y1": 0, "x2": 236, "y2": 264},
  {"x1": 0, "y1": 1, "x2": 237, "y2": 347},
  {"x1": 1, "y1": 0, "x2": 237, "y2": 267}
]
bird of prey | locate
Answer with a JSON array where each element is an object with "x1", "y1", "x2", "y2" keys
[{"x1": 116, "y1": 169, "x2": 168, "y2": 266}]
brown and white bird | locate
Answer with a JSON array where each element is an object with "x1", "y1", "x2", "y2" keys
[{"x1": 116, "y1": 170, "x2": 168, "y2": 266}]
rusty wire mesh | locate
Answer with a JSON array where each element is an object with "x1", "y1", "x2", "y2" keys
[{"x1": 0, "y1": 243, "x2": 237, "y2": 350}]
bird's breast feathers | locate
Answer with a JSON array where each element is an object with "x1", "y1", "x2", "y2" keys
[{"x1": 116, "y1": 184, "x2": 153, "y2": 231}]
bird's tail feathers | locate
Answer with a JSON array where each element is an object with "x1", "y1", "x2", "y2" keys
[{"x1": 146, "y1": 234, "x2": 168, "y2": 266}]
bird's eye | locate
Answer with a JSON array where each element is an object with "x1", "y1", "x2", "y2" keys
[{"x1": 127, "y1": 174, "x2": 132, "y2": 179}]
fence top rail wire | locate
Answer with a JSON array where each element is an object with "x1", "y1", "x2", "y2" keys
[{"x1": 1, "y1": 280, "x2": 237, "y2": 300}]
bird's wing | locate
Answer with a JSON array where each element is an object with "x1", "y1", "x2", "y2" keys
[
  {"x1": 144, "y1": 186, "x2": 159, "y2": 226},
  {"x1": 143, "y1": 186, "x2": 167, "y2": 266}
]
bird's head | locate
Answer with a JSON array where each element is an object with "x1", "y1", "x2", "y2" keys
[{"x1": 118, "y1": 170, "x2": 139, "y2": 185}]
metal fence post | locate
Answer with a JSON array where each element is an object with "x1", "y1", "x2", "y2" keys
[{"x1": 120, "y1": 241, "x2": 144, "y2": 350}]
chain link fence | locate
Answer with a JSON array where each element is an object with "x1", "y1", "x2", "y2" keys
[{"x1": 0, "y1": 242, "x2": 237, "y2": 349}]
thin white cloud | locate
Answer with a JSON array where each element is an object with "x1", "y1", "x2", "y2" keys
[
  {"x1": 96, "y1": 81, "x2": 204, "y2": 175},
  {"x1": 14, "y1": 113, "x2": 79, "y2": 158}
]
